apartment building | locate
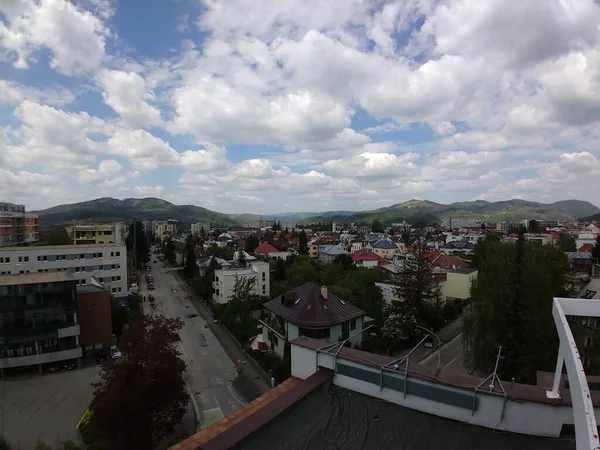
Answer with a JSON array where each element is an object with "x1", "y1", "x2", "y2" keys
[
  {"x1": 0, "y1": 272, "x2": 82, "y2": 376},
  {"x1": 65, "y1": 223, "x2": 126, "y2": 245},
  {"x1": 153, "y1": 220, "x2": 176, "y2": 237},
  {"x1": 0, "y1": 202, "x2": 39, "y2": 247},
  {"x1": 191, "y1": 222, "x2": 211, "y2": 236},
  {"x1": 0, "y1": 243, "x2": 127, "y2": 296},
  {"x1": 212, "y1": 261, "x2": 270, "y2": 304}
]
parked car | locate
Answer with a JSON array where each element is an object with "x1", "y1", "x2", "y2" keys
[
  {"x1": 47, "y1": 364, "x2": 59, "y2": 373},
  {"x1": 63, "y1": 360, "x2": 76, "y2": 371}
]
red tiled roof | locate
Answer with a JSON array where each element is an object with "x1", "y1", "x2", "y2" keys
[
  {"x1": 254, "y1": 243, "x2": 279, "y2": 253},
  {"x1": 579, "y1": 243, "x2": 595, "y2": 252},
  {"x1": 432, "y1": 254, "x2": 470, "y2": 270},
  {"x1": 264, "y1": 282, "x2": 365, "y2": 327},
  {"x1": 351, "y1": 250, "x2": 385, "y2": 263},
  {"x1": 424, "y1": 250, "x2": 444, "y2": 263}
]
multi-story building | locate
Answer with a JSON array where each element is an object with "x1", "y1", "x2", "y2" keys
[
  {"x1": 0, "y1": 272, "x2": 82, "y2": 376},
  {"x1": 212, "y1": 261, "x2": 270, "y2": 304},
  {"x1": 77, "y1": 279, "x2": 114, "y2": 355},
  {"x1": 0, "y1": 243, "x2": 128, "y2": 296},
  {"x1": 153, "y1": 220, "x2": 176, "y2": 237},
  {"x1": 65, "y1": 223, "x2": 126, "y2": 245},
  {"x1": 190, "y1": 222, "x2": 211, "y2": 236},
  {"x1": 0, "y1": 202, "x2": 38, "y2": 247}
]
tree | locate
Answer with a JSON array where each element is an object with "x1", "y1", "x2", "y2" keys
[
  {"x1": 557, "y1": 232, "x2": 576, "y2": 252},
  {"x1": 192, "y1": 256, "x2": 221, "y2": 300},
  {"x1": 298, "y1": 230, "x2": 308, "y2": 255},
  {"x1": 183, "y1": 234, "x2": 199, "y2": 279},
  {"x1": 41, "y1": 228, "x2": 71, "y2": 245},
  {"x1": 90, "y1": 314, "x2": 187, "y2": 450},
  {"x1": 528, "y1": 219, "x2": 540, "y2": 233},
  {"x1": 381, "y1": 303, "x2": 421, "y2": 348},
  {"x1": 164, "y1": 236, "x2": 176, "y2": 264},
  {"x1": 592, "y1": 235, "x2": 600, "y2": 260},
  {"x1": 480, "y1": 222, "x2": 486, "y2": 230},
  {"x1": 371, "y1": 218, "x2": 384, "y2": 233},
  {"x1": 333, "y1": 253, "x2": 354, "y2": 271},
  {"x1": 395, "y1": 239, "x2": 443, "y2": 330},
  {"x1": 463, "y1": 234, "x2": 570, "y2": 383},
  {"x1": 273, "y1": 258, "x2": 287, "y2": 282},
  {"x1": 245, "y1": 234, "x2": 260, "y2": 253},
  {"x1": 126, "y1": 220, "x2": 150, "y2": 269},
  {"x1": 237, "y1": 250, "x2": 247, "y2": 268}
]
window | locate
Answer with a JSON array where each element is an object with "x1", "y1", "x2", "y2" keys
[
  {"x1": 117, "y1": 276, "x2": 121, "y2": 281},
  {"x1": 80, "y1": 254, "x2": 85, "y2": 259},
  {"x1": 98, "y1": 252, "x2": 103, "y2": 258},
  {"x1": 111, "y1": 252, "x2": 114, "y2": 257},
  {"x1": 0, "y1": 257, "x2": 3, "y2": 263},
  {"x1": 111, "y1": 287, "x2": 117, "y2": 293},
  {"x1": 42, "y1": 255, "x2": 47, "y2": 262},
  {"x1": 116, "y1": 251, "x2": 120, "y2": 257},
  {"x1": 61, "y1": 255, "x2": 66, "y2": 260},
  {"x1": 18, "y1": 256, "x2": 22, "y2": 263},
  {"x1": 118, "y1": 287, "x2": 122, "y2": 292},
  {"x1": 111, "y1": 264, "x2": 116, "y2": 270},
  {"x1": 350, "y1": 319, "x2": 356, "y2": 331},
  {"x1": 24, "y1": 256, "x2": 29, "y2": 262},
  {"x1": 262, "y1": 285, "x2": 266, "y2": 294},
  {"x1": 262, "y1": 272, "x2": 266, "y2": 281},
  {"x1": 5, "y1": 257, "x2": 9, "y2": 263},
  {"x1": 585, "y1": 337, "x2": 593, "y2": 347}
]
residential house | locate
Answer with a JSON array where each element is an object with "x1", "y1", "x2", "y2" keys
[
  {"x1": 350, "y1": 250, "x2": 385, "y2": 268},
  {"x1": 232, "y1": 250, "x2": 257, "y2": 263},
  {"x1": 425, "y1": 251, "x2": 470, "y2": 270},
  {"x1": 441, "y1": 267, "x2": 478, "y2": 300},
  {"x1": 576, "y1": 233, "x2": 598, "y2": 250},
  {"x1": 580, "y1": 243, "x2": 596, "y2": 253},
  {"x1": 350, "y1": 240, "x2": 363, "y2": 253},
  {"x1": 375, "y1": 279, "x2": 447, "y2": 306},
  {"x1": 254, "y1": 243, "x2": 295, "y2": 260},
  {"x1": 174, "y1": 241, "x2": 186, "y2": 265},
  {"x1": 318, "y1": 244, "x2": 349, "y2": 263},
  {"x1": 585, "y1": 224, "x2": 600, "y2": 235},
  {"x1": 364, "y1": 237, "x2": 398, "y2": 260},
  {"x1": 523, "y1": 233, "x2": 553, "y2": 246},
  {"x1": 198, "y1": 256, "x2": 231, "y2": 274},
  {"x1": 212, "y1": 261, "x2": 270, "y2": 304},
  {"x1": 308, "y1": 242, "x2": 319, "y2": 258},
  {"x1": 439, "y1": 241, "x2": 476, "y2": 255},
  {"x1": 260, "y1": 283, "x2": 366, "y2": 357}
]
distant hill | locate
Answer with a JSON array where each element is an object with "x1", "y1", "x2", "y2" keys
[
  {"x1": 231, "y1": 210, "x2": 356, "y2": 225},
  {"x1": 298, "y1": 199, "x2": 600, "y2": 225},
  {"x1": 580, "y1": 212, "x2": 600, "y2": 222},
  {"x1": 33, "y1": 197, "x2": 238, "y2": 230}
]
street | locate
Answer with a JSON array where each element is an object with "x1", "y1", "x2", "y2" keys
[
  {"x1": 419, "y1": 333, "x2": 467, "y2": 373},
  {"x1": 140, "y1": 256, "x2": 249, "y2": 430}
]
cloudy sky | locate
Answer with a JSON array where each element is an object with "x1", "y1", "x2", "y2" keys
[{"x1": 2, "y1": 0, "x2": 600, "y2": 214}]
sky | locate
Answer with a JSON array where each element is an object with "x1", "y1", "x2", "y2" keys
[{"x1": 1, "y1": 0, "x2": 600, "y2": 214}]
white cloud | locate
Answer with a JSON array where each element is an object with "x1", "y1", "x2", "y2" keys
[
  {"x1": 0, "y1": 0, "x2": 109, "y2": 74},
  {"x1": 77, "y1": 159, "x2": 123, "y2": 184},
  {"x1": 133, "y1": 185, "x2": 166, "y2": 197},
  {"x1": 106, "y1": 129, "x2": 180, "y2": 171},
  {"x1": 0, "y1": 80, "x2": 76, "y2": 106}
]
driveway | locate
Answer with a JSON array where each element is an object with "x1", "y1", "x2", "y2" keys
[{"x1": 0, "y1": 365, "x2": 100, "y2": 449}]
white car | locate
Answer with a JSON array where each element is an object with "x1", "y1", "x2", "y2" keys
[{"x1": 110, "y1": 345, "x2": 122, "y2": 360}]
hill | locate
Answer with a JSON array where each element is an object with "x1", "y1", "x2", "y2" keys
[
  {"x1": 580, "y1": 212, "x2": 600, "y2": 222},
  {"x1": 33, "y1": 197, "x2": 238, "y2": 230},
  {"x1": 231, "y1": 210, "x2": 356, "y2": 225},
  {"x1": 299, "y1": 199, "x2": 600, "y2": 225}
]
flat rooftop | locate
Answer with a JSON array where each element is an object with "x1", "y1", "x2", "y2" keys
[
  {"x1": 0, "y1": 243, "x2": 125, "y2": 251},
  {"x1": 234, "y1": 381, "x2": 575, "y2": 450},
  {"x1": 0, "y1": 271, "x2": 75, "y2": 286}
]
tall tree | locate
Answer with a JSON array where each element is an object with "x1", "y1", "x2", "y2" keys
[
  {"x1": 371, "y1": 219, "x2": 384, "y2": 233},
  {"x1": 41, "y1": 228, "x2": 72, "y2": 245},
  {"x1": 528, "y1": 219, "x2": 540, "y2": 232},
  {"x1": 164, "y1": 236, "x2": 176, "y2": 264},
  {"x1": 245, "y1": 234, "x2": 260, "y2": 253},
  {"x1": 381, "y1": 303, "x2": 421, "y2": 349},
  {"x1": 237, "y1": 250, "x2": 247, "y2": 268},
  {"x1": 463, "y1": 235, "x2": 570, "y2": 383},
  {"x1": 298, "y1": 230, "x2": 308, "y2": 255},
  {"x1": 183, "y1": 234, "x2": 199, "y2": 279},
  {"x1": 592, "y1": 235, "x2": 600, "y2": 260},
  {"x1": 90, "y1": 315, "x2": 187, "y2": 449},
  {"x1": 273, "y1": 258, "x2": 286, "y2": 282},
  {"x1": 557, "y1": 233, "x2": 576, "y2": 252},
  {"x1": 126, "y1": 220, "x2": 150, "y2": 268}
]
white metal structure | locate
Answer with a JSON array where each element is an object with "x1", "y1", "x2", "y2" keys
[{"x1": 548, "y1": 297, "x2": 600, "y2": 450}]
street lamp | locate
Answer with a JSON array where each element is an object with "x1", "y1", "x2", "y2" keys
[{"x1": 416, "y1": 325, "x2": 442, "y2": 370}]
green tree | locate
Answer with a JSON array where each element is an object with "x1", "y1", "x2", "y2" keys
[
  {"x1": 592, "y1": 235, "x2": 600, "y2": 260},
  {"x1": 556, "y1": 232, "x2": 576, "y2": 252},
  {"x1": 463, "y1": 234, "x2": 570, "y2": 383},
  {"x1": 126, "y1": 220, "x2": 150, "y2": 269},
  {"x1": 371, "y1": 219, "x2": 384, "y2": 233},
  {"x1": 183, "y1": 234, "x2": 199, "y2": 279},
  {"x1": 471, "y1": 233, "x2": 501, "y2": 269},
  {"x1": 245, "y1": 234, "x2": 260, "y2": 253},
  {"x1": 273, "y1": 258, "x2": 287, "y2": 282},
  {"x1": 192, "y1": 256, "x2": 221, "y2": 300},
  {"x1": 164, "y1": 236, "x2": 176, "y2": 264},
  {"x1": 333, "y1": 253, "x2": 355, "y2": 271},
  {"x1": 528, "y1": 219, "x2": 540, "y2": 232},
  {"x1": 41, "y1": 228, "x2": 71, "y2": 245},
  {"x1": 298, "y1": 230, "x2": 308, "y2": 255},
  {"x1": 90, "y1": 314, "x2": 187, "y2": 450},
  {"x1": 381, "y1": 303, "x2": 421, "y2": 348},
  {"x1": 237, "y1": 250, "x2": 247, "y2": 268}
]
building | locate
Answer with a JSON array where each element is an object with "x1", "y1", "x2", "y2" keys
[
  {"x1": 212, "y1": 261, "x2": 270, "y2": 304},
  {"x1": 318, "y1": 244, "x2": 349, "y2": 263},
  {"x1": 376, "y1": 279, "x2": 447, "y2": 305},
  {"x1": 153, "y1": 220, "x2": 176, "y2": 237},
  {"x1": 308, "y1": 242, "x2": 319, "y2": 258},
  {"x1": 0, "y1": 272, "x2": 82, "y2": 377},
  {"x1": 0, "y1": 244, "x2": 128, "y2": 296},
  {"x1": 364, "y1": 238, "x2": 398, "y2": 260},
  {"x1": 0, "y1": 202, "x2": 38, "y2": 247},
  {"x1": 65, "y1": 223, "x2": 126, "y2": 245},
  {"x1": 254, "y1": 242, "x2": 295, "y2": 260},
  {"x1": 76, "y1": 279, "x2": 113, "y2": 355},
  {"x1": 350, "y1": 250, "x2": 385, "y2": 268},
  {"x1": 191, "y1": 222, "x2": 211, "y2": 236},
  {"x1": 260, "y1": 283, "x2": 366, "y2": 357},
  {"x1": 439, "y1": 267, "x2": 478, "y2": 300}
]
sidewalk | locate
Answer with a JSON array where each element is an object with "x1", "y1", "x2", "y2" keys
[
  {"x1": 395, "y1": 316, "x2": 463, "y2": 362},
  {"x1": 170, "y1": 271, "x2": 271, "y2": 400}
]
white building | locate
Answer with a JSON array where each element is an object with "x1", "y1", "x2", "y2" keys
[
  {"x1": 191, "y1": 222, "x2": 211, "y2": 236},
  {"x1": 212, "y1": 261, "x2": 270, "y2": 304},
  {"x1": 0, "y1": 243, "x2": 128, "y2": 296}
]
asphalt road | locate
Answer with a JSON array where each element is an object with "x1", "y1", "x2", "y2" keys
[
  {"x1": 141, "y1": 257, "x2": 247, "y2": 430},
  {"x1": 419, "y1": 333, "x2": 466, "y2": 373}
]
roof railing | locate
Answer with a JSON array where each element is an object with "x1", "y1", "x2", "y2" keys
[{"x1": 316, "y1": 325, "x2": 374, "y2": 377}]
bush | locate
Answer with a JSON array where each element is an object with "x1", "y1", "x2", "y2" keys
[
  {"x1": 247, "y1": 348, "x2": 284, "y2": 383},
  {"x1": 442, "y1": 302, "x2": 457, "y2": 322}
]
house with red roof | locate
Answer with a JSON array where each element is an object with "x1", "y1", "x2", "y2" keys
[
  {"x1": 350, "y1": 250, "x2": 385, "y2": 268},
  {"x1": 579, "y1": 243, "x2": 595, "y2": 253},
  {"x1": 254, "y1": 242, "x2": 297, "y2": 260}
]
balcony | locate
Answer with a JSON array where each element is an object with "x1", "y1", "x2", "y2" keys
[
  {"x1": 57, "y1": 324, "x2": 80, "y2": 338},
  {"x1": 260, "y1": 317, "x2": 286, "y2": 339},
  {"x1": 0, "y1": 347, "x2": 82, "y2": 369}
]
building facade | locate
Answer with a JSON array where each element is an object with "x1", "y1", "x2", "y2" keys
[
  {"x1": 77, "y1": 280, "x2": 113, "y2": 354},
  {"x1": 0, "y1": 244, "x2": 128, "y2": 296},
  {"x1": 0, "y1": 272, "x2": 82, "y2": 376},
  {"x1": 191, "y1": 222, "x2": 211, "y2": 236},
  {"x1": 65, "y1": 223, "x2": 126, "y2": 245},
  {"x1": 212, "y1": 261, "x2": 270, "y2": 304},
  {"x1": 0, "y1": 202, "x2": 38, "y2": 247}
]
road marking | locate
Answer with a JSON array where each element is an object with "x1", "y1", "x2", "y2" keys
[
  {"x1": 216, "y1": 378, "x2": 223, "y2": 386},
  {"x1": 419, "y1": 332, "x2": 462, "y2": 365},
  {"x1": 442, "y1": 357, "x2": 458, "y2": 370},
  {"x1": 179, "y1": 342, "x2": 188, "y2": 359}
]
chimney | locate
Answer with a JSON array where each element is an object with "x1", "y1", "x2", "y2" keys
[{"x1": 321, "y1": 285, "x2": 328, "y2": 300}]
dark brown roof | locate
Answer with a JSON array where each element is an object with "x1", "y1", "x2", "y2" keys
[{"x1": 264, "y1": 282, "x2": 366, "y2": 327}]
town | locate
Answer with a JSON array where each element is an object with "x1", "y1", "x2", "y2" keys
[{"x1": 1, "y1": 199, "x2": 599, "y2": 449}]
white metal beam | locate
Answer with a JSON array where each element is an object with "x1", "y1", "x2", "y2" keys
[{"x1": 549, "y1": 297, "x2": 600, "y2": 450}]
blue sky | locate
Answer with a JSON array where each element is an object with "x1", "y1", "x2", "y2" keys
[{"x1": 1, "y1": 0, "x2": 600, "y2": 214}]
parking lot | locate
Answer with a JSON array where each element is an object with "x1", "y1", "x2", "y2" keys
[{"x1": 1, "y1": 365, "x2": 100, "y2": 449}]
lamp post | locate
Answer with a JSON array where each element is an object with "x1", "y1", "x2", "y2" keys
[{"x1": 416, "y1": 325, "x2": 442, "y2": 370}]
